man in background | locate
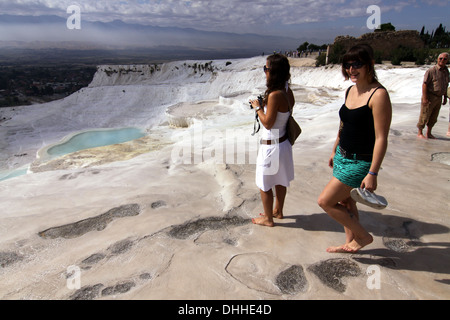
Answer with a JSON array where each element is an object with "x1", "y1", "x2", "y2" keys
[{"x1": 417, "y1": 52, "x2": 449, "y2": 139}]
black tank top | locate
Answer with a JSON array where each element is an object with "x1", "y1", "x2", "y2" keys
[{"x1": 339, "y1": 86, "x2": 384, "y2": 155}]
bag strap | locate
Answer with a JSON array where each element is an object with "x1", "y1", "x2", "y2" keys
[
  {"x1": 280, "y1": 90, "x2": 292, "y2": 114},
  {"x1": 251, "y1": 110, "x2": 260, "y2": 136}
]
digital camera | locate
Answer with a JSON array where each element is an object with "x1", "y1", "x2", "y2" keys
[{"x1": 249, "y1": 95, "x2": 264, "y2": 109}]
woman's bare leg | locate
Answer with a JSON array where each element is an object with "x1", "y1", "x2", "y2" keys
[
  {"x1": 252, "y1": 189, "x2": 274, "y2": 227},
  {"x1": 273, "y1": 185, "x2": 286, "y2": 219},
  {"x1": 318, "y1": 178, "x2": 373, "y2": 253},
  {"x1": 340, "y1": 197, "x2": 359, "y2": 243}
]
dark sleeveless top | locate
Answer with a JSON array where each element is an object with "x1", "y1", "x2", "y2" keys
[{"x1": 339, "y1": 86, "x2": 385, "y2": 155}]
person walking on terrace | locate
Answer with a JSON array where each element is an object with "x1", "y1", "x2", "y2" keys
[
  {"x1": 417, "y1": 52, "x2": 449, "y2": 139},
  {"x1": 318, "y1": 44, "x2": 392, "y2": 253}
]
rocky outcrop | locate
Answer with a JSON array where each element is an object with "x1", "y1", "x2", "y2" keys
[{"x1": 333, "y1": 30, "x2": 425, "y2": 59}]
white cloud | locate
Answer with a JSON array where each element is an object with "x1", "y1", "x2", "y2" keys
[
  {"x1": 0, "y1": 0, "x2": 416, "y2": 31},
  {"x1": 419, "y1": 0, "x2": 449, "y2": 6},
  {"x1": 0, "y1": 0, "x2": 443, "y2": 39}
]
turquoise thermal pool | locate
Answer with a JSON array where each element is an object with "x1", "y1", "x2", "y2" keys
[
  {"x1": 0, "y1": 167, "x2": 29, "y2": 182},
  {"x1": 44, "y1": 127, "x2": 146, "y2": 158},
  {"x1": 1, "y1": 127, "x2": 145, "y2": 182}
]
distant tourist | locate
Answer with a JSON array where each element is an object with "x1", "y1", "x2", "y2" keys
[
  {"x1": 317, "y1": 44, "x2": 392, "y2": 253},
  {"x1": 250, "y1": 54, "x2": 295, "y2": 227},
  {"x1": 417, "y1": 52, "x2": 449, "y2": 139}
]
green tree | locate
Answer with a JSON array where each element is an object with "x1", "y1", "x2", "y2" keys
[
  {"x1": 423, "y1": 23, "x2": 450, "y2": 48},
  {"x1": 315, "y1": 52, "x2": 326, "y2": 67},
  {"x1": 432, "y1": 24, "x2": 449, "y2": 48},
  {"x1": 375, "y1": 22, "x2": 395, "y2": 32},
  {"x1": 316, "y1": 43, "x2": 345, "y2": 66},
  {"x1": 413, "y1": 48, "x2": 430, "y2": 65},
  {"x1": 391, "y1": 46, "x2": 415, "y2": 65},
  {"x1": 297, "y1": 42, "x2": 309, "y2": 52}
]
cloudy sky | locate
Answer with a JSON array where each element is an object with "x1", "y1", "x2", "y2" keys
[{"x1": 0, "y1": 0, "x2": 448, "y2": 44}]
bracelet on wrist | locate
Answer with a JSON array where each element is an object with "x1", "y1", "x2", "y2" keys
[{"x1": 368, "y1": 171, "x2": 378, "y2": 176}]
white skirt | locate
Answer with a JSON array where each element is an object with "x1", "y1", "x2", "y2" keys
[{"x1": 255, "y1": 140, "x2": 294, "y2": 192}]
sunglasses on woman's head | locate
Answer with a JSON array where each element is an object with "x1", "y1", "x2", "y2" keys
[
  {"x1": 343, "y1": 61, "x2": 365, "y2": 69},
  {"x1": 263, "y1": 65, "x2": 270, "y2": 72}
]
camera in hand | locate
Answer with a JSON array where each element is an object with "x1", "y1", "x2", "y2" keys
[{"x1": 249, "y1": 95, "x2": 264, "y2": 110}]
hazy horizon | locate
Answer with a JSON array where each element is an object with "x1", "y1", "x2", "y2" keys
[
  {"x1": 0, "y1": 0, "x2": 448, "y2": 64},
  {"x1": 1, "y1": 0, "x2": 448, "y2": 52}
]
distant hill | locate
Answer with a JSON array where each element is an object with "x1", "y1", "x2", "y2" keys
[{"x1": 0, "y1": 14, "x2": 301, "y2": 57}]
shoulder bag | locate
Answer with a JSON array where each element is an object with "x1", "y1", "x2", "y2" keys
[{"x1": 285, "y1": 92, "x2": 301, "y2": 145}]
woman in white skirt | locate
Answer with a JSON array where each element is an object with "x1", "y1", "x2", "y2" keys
[{"x1": 250, "y1": 54, "x2": 295, "y2": 227}]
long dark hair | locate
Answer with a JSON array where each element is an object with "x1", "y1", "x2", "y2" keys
[
  {"x1": 342, "y1": 44, "x2": 378, "y2": 83},
  {"x1": 264, "y1": 54, "x2": 291, "y2": 103}
]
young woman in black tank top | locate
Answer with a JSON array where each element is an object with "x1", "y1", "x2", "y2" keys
[{"x1": 317, "y1": 44, "x2": 392, "y2": 253}]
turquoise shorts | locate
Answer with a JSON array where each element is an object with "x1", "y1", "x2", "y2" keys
[{"x1": 333, "y1": 147, "x2": 371, "y2": 188}]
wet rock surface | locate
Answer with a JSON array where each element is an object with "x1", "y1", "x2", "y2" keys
[
  {"x1": 38, "y1": 204, "x2": 140, "y2": 239},
  {"x1": 70, "y1": 284, "x2": 104, "y2": 300},
  {"x1": 151, "y1": 200, "x2": 167, "y2": 209},
  {"x1": 383, "y1": 238, "x2": 412, "y2": 252},
  {"x1": 275, "y1": 265, "x2": 308, "y2": 295},
  {"x1": 308, "y1": 258, "x2": 362, "y2": 293},
  {"x1": 101, "y1": 281, "x2": 136, "y2": 296},
  {"x1": 431, "y1": 152, "x2": 450, "y2": 166},
  {"x1": 167, "y1": 215, "x2": 250, "y2": 240},
  {"x1": 0, "y1": 251, "x2": 23, "y2": 268},
  {"x1": 82, "y1": 253, "x2": 106, "y2": 266},
  {"x1": 225, "y1": 252, "x2": 291, "y2": 295}
]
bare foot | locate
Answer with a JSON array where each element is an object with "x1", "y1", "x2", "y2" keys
[
  {"x1": 417, "y1": 133, "x2": 427, "y2": 140},
  {"x1": 427, "y1": 134, "x2": 436, "y2": 139},
  {"x1": 326, "y1": 245, "x2": 349, "y2": 253},
  {"x1": 252, "y1": 217, "x2": 274, "y2": 227},
  {"x1": 342, "y1": 235, "x2": 373, "y2": 253},
  {"x1": 447, "y1": 132, "x2": 450, "y2": 137},
  {"x1": 273, "y1": 210, "x2": 283, "y2": 219},
  {"x1": 259, "y1": 212, "x2": 283, "y2": 219}
]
